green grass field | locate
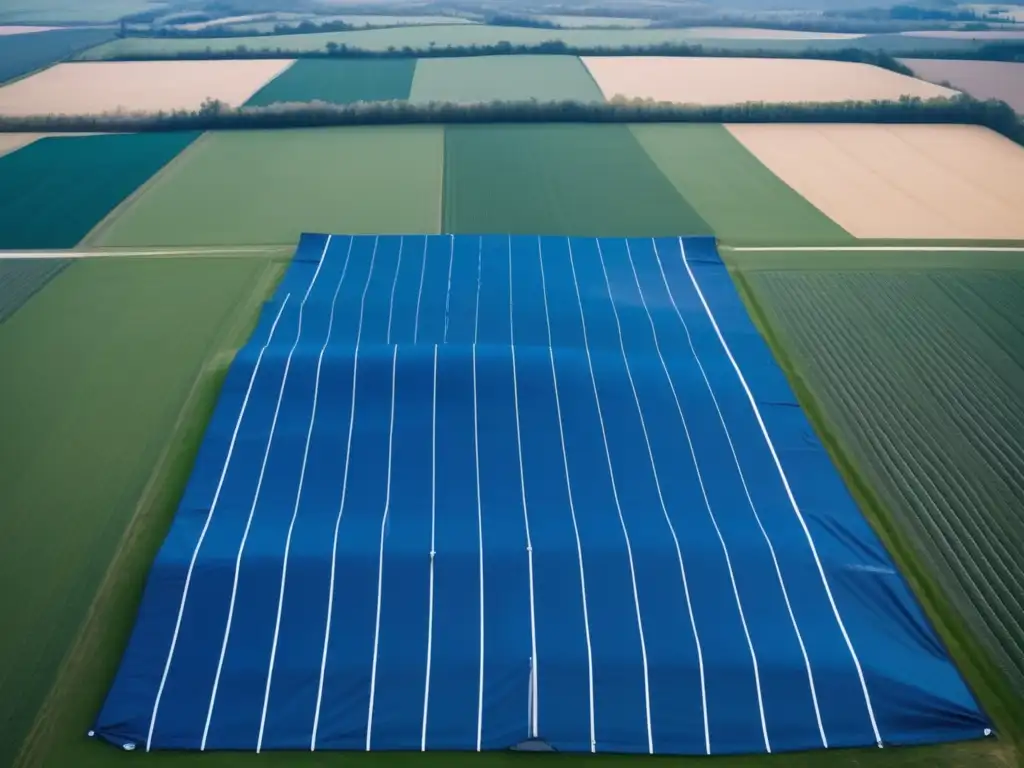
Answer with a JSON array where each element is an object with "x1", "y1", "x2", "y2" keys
[
  {"x1": 74, "y1": 27, "x2": 989, "y2": 59},
  {"x1": 0, "y1": 254, "x2": 284, "y2": 768},
  {"x1": 245, "y1": 58, "x2": 416, "y2": 106},
  {"x1": 443, "y1": 123, "x2": 710, "y2": 236},
  {"x1": 736, "y1": 251, "x2": 1024, "y2": 711},
  {"x1": 0, "y1": 132, "x2": 197, "y2": 249},
  {"x1": 409, "y1": 55, "x2": 604, "y2": 104},
  {"x1": 0, "y1": 258, "x2": 69, "y2": 323},
  {"x1": 88, "y1": 127, "x2": 444, "y2": 247},
  {"x1": 630, "y1": 124, "x2": 852, "y2": 245}
]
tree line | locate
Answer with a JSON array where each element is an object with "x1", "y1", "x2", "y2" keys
[
  {"x1": 0, "y1": 95, "x2": 1020, "y2": 147},
  {"x1": 902, "y1": 41, "x2": 1024, "y2": 61},
  {"x1": 101, "y1": 40, "x2": 917, "y2": 75}
]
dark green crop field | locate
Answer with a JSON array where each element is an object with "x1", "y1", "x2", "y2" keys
[
  {"x1": 0, "y1": 27, "x2": 115, "y2": 84},
  {"x1": 245, "y1": 58, "x2": 417, "y2": 107},
  {"x1": 443, "y1": 123, "x2": 710, "y2": 236},
  {"x1": 735, "y1": 251, "x2": 1024, "y2": 745},
  {"x1": 0, "y1": 132, "x2": 198, "y2": 249}
]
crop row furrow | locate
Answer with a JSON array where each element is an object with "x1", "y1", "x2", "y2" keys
[
  {"x1": 761, "y1": 277, "x2": 1012, "y2": 571},
  {"x1": 811, "y1": 275, "x2": 1024, "y2": 560},
  {"x1": 950, "y1": 271, "x2": 1024, "y2": 343},
  {"x1": 817, "y1": 273, "x2": 1024, "y2": 511},
  {"x1": 865, "y1": 277, "x2": 1024, "y2": 511},
  {"x1": 754, "y1": 269, "x2": 1024, "y2": 691},
  {"x1": 782, "y1": 338, "x2": 1024, "y2": 682},
  {"x1": 756, "y1": 272, "x2": 1024, "y2": 651},
  {"x1": 787, "y1": 283, "x2": 1024, "y2": 609}
]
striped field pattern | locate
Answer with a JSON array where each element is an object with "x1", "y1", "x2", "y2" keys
[{"x1": 745, "y1": 267, "x2": 1024, "y2": 700}]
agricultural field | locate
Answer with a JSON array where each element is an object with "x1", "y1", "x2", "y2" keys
[
  {"x1": 0, "y1": 111, "x2": 1022, "y2": 768},
  {"x1": 87, "y1": 127, "x2": 444, "y2": 246},
  {"x1": 630, "y1": 124, "x2": 852, "y2": 245},
  {"x1": 582, "y1": 57, "x2": 958, "y2": 105},
  {"x1": 726, "y1": 124, "x2": 1024, "y2": 239},
  {"x1": 443, "y1": 123, "x2": 710, "y2": 235},
  {"x1": 0, "y1": 25, "x2": 58, "y2": 34},
  {"x1": 0, "y1": 60, "x2": 293, "y2": 116},
  {"x1": 0, "y1": 258, "x2": 68, "y2": 323},
  {"x1": 0, "y1": 0, "x2": 154, "y2": 23},
  {"x1": 220, "y1": 14, "x2": 476, "y2": 33},
  {"x1": 531, "y1": 13, "x2": 652, "y2": 27},
  {"x1": 0, "y1": 122, "x2": 1017, "y2": 251},
  {"x1": 74, "y1": 26, "x2": 994, "y2": 58},
  {"x1": 0, "y1": 132, "x2": 50, "y2": 157},
  {"x1": 900, "y1": 28, "x2": 1024, "y2": 38},
  {"x1": 0, "y1": 132, "x2": 197, "y2": 249},
  {"x1": 734, "y1": 249, "x2": 1024, "y2": 713},
  {"x1": 901, "y1": 59, "x2": 1024, "y2": 112},
  {"x1": 681, "y1": 26, "x2": 864, "y2": 38},
  {"x1": 0, "y1": 253, "x2": 283, "y2": 768},
  {"x1": 324, "y1": 14, "x2": 475, "y2": 26},
  {"x1": 244, "y1": 58, "x2": 415, "y2": 106},
  {"x1": 409, "y1": 54, "x2": 603, "y2": 103},
  {"x1": 0, "y1": 26, "x2": 115, "y2": 84}
]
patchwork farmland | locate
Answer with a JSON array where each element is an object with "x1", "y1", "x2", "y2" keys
[
  {"x1": 73, "y1": 26, "x2": 997, "y2": 59},
  {"x1": 1, "y1": 18, "x2": 1023, "y2": 768}
]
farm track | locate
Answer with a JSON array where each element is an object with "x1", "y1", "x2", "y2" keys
[{"x1": 747, "y1": 269, "x2": 1024, "y2": 700}]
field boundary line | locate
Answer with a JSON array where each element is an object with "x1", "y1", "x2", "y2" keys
[
  {"x1": 12, "y1": 257, "x2": 282, "y2": 768},
  {"x1": 76, "y1": 131, "x2": 211, "y2": 249},
  {"x1": 726, "y1": 246, "x2": 1024, "y2": 253},
  {"x1": 681, "y1": 237, "x2": 882, "y2": 745},
  {"x1": 0, "y1": 246, "x2": 292, "y2": 259}
]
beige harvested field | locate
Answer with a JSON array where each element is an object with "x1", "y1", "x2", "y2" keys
[
  {"x1": 683, "y1": 26, "x2": 864, "y2": 39},
  {"x1": 902, "y1": 59, "x2": 1024, "y2": 112},
  {"x1": 0, "y1": 25, "x2": 58, "y2": 34},
  {"x1": 901, "y1": 29, "x2": 1024, "y2": 38},
  {"x1": 0, "y1": 60, "x2": 294, "y2": 116},
  {"x1": 581, "y1": 57, "x2": 958, "y2": 105},
  {"x1": 727, "y1": 124, "x2": 1024, "y2": 239}
]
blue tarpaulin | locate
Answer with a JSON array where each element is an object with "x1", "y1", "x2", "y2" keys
[{"x1": 93, "y1": 234, "x2": 989, "y2": 755}]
